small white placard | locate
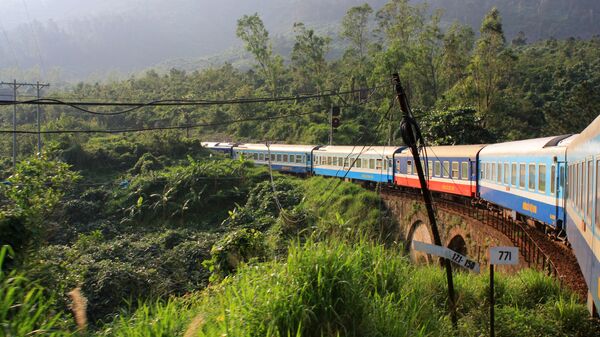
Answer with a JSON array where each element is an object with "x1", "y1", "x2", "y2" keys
[
  {"x1": 489, "y1": 246, "x2": 519, "y2": 265},
  {"x1": 412, "y1": 240, "x2": 480, "y2": 273}
]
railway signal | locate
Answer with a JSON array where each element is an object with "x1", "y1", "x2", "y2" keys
[{"x1": 329, "y1": 106, "x2": 341, "y2": 145}]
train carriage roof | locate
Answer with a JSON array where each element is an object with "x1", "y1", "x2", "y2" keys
[
  {"x1": 202, "y1": 142, "x2": 236, "y2": 148},
  {"x1": 395, "y1": 144, "x2": 486, "y2": 160},
  {"x1": 566, "y1": 115, "x2": 600, "y2": 151},
  {"x1": 313, "y1": 145, "x2": 404, "y2": 157},
  {"x1": 479, "y1": 135, "x2": 574, "y2": 157},
  {"x1": 234, "y1": 143, "x2": 318, "y2": 153}
]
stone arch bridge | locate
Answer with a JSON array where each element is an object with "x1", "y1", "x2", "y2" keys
[{"x1": 379, "y1": 187, "x2": 586, "y2": 299}]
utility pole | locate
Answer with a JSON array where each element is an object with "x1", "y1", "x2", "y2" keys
[
  {"x1": 393, "y1": 73, "x2": 458, "y2": 328},
  {"x1": 0, "y1": 80, "x2": 50, "y2": 168}
]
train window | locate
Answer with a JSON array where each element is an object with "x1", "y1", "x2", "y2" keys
[
  {"x1": 364, "y1": 159, "x2": 369, "y2": 169},
  {"x1": 560, "y1": 166, "x2": 565, "y2": 191},
  {"x1": 578, "y1": 162, "x2": 582, "y2": 210},
  {"x1": 519, "y1": 164, "x2": 526, "y2": 189},
  {"x1": 529, "y1": 164, "x2": 536, "y2": 190},
  {"x1": 355, "y1": 158, "x2": 362, "y2": 168},
  {"x1": 339, "y1": 157, "x2": 344, "y2": 167},
  {"x1": 538, "y1": 164, "x2": 546, "y2": 193},
  {"x1": 385, "y1": 159, "x2": 389, "y2": 170},
  {"x1": 429, "y1": 160, "x2": 433, "y2": 177},
  {"x1": 588, "y1": 160, "x2": 593, "y2": 221},
  {"x1": 325, "y1": 156, "x2": 331, "y2": 165},
  {"x1": 283, "y1": 154, "x2": 289, "y2": 162},
  {"x1": 462, "y1": 162, "x2": 468, "y2": 180},
  {"x1": 259, "y1": 153, "x2": 264, "y2": 161},
  {"x1": 596, "y1": 160, "x2": 600, "y2": 227},
  {"x1": 435, "y1": 161, "x2": 441, "y2": 176},
  {"x1": 584, "y1": 161, "x2": 589, "y2": 215},
  {"x1": 443, "y1": 161, "x2": 450, "y2": 178},
  {"x1": 511, "y1": 163, "x2": 517, "y2": 186},
  {"x1": 497, "y1": 163, "x2": 502, "y2": 183},
  {"x1": 480, "y1": 163, "x2": 484, "y2": 180},
  {"x1": 276, "y1": 154, "x2": 282, "y2": 162},
  {"x1": 487, "y1": 163, "x2": 492, "y2": 181},
  {"x1": 332, "y1": 156, "x2": 338, "y2": 166},
  {"x1": 271, "y1": 154, "x2": 276, "y2": 162},
  {"x1": 550, "y1": 165, "x2": 556, "y2": 195},
  {"x1": 452, "y1": 162, "x2": 459, "y2": 179},
  {"x1": 376, "y1": 159, "x2": 383, "y2": 170},
  {"x1": 407, "y1": 160, "x2": 413, "y2": 175},
  {"x1": 369, "y1": 159, "x2": 375, "y2": 169},
  {"x1": 492, "y1": 162, "x2": 497, "y2": 182},
  {"x1": 299, "y1": 155, "x2": 304, "y2": 163},
  {"x1": 503, "y1": 163, "x2": 509, "y2": 184}
]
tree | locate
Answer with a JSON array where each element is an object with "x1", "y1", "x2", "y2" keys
[
  {"x1": 375, "y1": 0, "x2": 425, "y2": 45},
  {"x1": 420, "y1": 107, "x2": 494, "y2": 145},
  {"x1": 340, "y1": 4, "x2": 373, "y2": 79},
  {"x1": 236, "y1": 14, "x2": 283, "y2": 95},
  {"x1": 468, "y1": 8, "x2": 515, "y2": 127},
  {"x1": 290, "y1": 23, "x2": 331, "y2": 92},
  {"x1": 441, "y1": 22, "x2": 475, "y2": 90},
  {"x1": 341, "y1": 4, "x2": 372, "y2": 58}
]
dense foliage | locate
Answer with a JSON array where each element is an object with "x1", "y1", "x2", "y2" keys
[
  {"x1": 0, "y1": 1, "x2": 599, "y2": 335},
  {"x1": 2, "y1": 1, "x2": 599, "y2": 164}
]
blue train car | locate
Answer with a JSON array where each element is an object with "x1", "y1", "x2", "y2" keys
[
  {"x1": 201, "y1": 142, "x2": 237, "y2": 155},
  {"x1": 232, "y1": 143, "x2": 317, "y2": 174},
  {"x1": 394, "y1": 145, "x2": 486, "y2": 198},
  {"x1": 312, "y1": 146, "x2": 404, "y2": 183},
  {"x1": 478, "y1": 135, "x2": 575, "y2": 227},
  {"x1": 565, "y1": 115, "x2": 600, "y2": 315}
]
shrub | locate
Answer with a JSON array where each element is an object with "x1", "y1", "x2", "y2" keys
[{"x1": 204, "y1": 228, "x2": 267, "y2": 281}]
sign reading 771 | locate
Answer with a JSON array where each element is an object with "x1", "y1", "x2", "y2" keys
[{"x1": 489, "y1": 247, "x2": 519, "y2": 265}]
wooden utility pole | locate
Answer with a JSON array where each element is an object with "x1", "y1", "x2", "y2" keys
[
  {"x1": 393, "y1": 73, "x2": 458, "y2": 328},
  {"x1": 0, "y1": 80, "x2": 50, "y2": 166}
]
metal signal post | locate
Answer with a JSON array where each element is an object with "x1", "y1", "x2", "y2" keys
[{"x1": 393, "y1": 73, "x2": 457, "y2": 327}]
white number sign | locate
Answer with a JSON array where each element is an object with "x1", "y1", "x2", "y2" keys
[
  {"x1": 489, "y1": 247, "x2": 519, "y2": 265},
  {"x1": 412, "y1": 240, "x2": 480, "y2": 273}
]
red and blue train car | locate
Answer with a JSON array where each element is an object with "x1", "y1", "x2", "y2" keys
[{"x1": 393, "y1": 145, "x2": 485, "y2": 197}]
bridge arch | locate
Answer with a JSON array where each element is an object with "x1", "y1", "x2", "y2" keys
[
  {"x1": 406, "y1": 220, "x2": 434, "y2": 265},
  {"x1": 447, "y1": 234, "x2": 468, "y2": 257}
]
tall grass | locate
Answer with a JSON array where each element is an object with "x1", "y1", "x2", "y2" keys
[
  {"x1": 0, "y1": 245, "x2": 73, "y2": 337},
  {"x1": 96, "y1": 239, "x2": 599, "y2": 337},
  {"x1": 299, "y1": 177, "x2": 391, "y2": 241}
]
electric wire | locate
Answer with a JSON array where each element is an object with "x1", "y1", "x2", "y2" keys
[
  {"x1": 0, "y1": 84, "x2": 392, "y2": 116},
  {"x1": 0, "y1": 110, "x2": 320, "y2": 135}
]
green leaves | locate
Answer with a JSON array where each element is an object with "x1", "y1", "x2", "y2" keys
[{"x1": 1, "y1": 154, "x2": 80, "y2": 246}]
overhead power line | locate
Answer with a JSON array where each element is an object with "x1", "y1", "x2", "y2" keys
[
  {"x1": 0, "y1": 84, "x2": 390, "y2": 116},
  {"x1": 0, "y1": 110, "x2": 320, "y2": 135}
]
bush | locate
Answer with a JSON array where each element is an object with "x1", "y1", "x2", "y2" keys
[{"x1": 204, "y1": 228, "x2": 267, "y2": 281}]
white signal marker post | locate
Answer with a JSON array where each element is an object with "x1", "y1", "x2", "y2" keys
[
  {"x1": 488, "y1": 247, "x2": 519, "y2": 337},
  {"x1": 412, "y1": 241, "x2": 480, "y2": 273}
]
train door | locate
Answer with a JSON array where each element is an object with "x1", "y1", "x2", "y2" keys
[{"x1": 555, "y1": 161, "x2": 566, "y2": 230}]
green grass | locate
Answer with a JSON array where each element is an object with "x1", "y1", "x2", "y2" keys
[
  {"x1": 299, "y1": 176, "x2": 391, "y2": 241},
  {"x1": 98, "y1": 240, "x2": 599, "y2": 337},
  {"x1": 0, "y1": 245, "x2": 74, "y2": 337}
]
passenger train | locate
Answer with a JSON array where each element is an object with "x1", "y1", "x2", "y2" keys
[{"x1": 202, "y1": 114, "x2": 600, "y2": 314}]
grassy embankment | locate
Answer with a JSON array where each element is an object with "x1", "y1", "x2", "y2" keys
[{"x1": 1, "y1": 139, "x2": 598, "y2": 336}]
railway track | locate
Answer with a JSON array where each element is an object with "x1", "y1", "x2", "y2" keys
[{"x1": 380, "y1": 186, "x2": 587, "y2": 300}]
